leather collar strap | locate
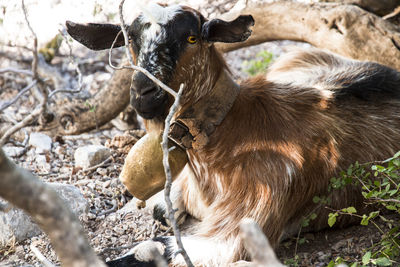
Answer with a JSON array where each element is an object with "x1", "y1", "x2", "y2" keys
[{"x1": 168, "y1": 69, "x2": 240, "y2": 150}]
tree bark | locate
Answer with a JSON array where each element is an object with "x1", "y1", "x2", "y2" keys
[
  {"x1": 41, "y1": 65, "x2": 133, "y2": 136},
  {"x1": 321, "y1": 0, "x2": 400, "y2": 16},
  {"x1": 216, "y1": 2, "x2": 400, "y2": 71},
  {"x1": 0, "y1": 148, "x2": 106, "y2": 267},
  {"x1": 43, "y1": 1, "x2": 400, "y2": 136}
]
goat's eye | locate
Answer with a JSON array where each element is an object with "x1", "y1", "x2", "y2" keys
[{"x1": 187, "y1": 36, "x2": 197, "y2": 44}]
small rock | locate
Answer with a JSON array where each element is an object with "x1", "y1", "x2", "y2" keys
[
  {"x1": 103, "y1": 180, "x2": 111, "y2": 188},
  {"x1": 0, "y1": 183, "x2": 88, "y2": 248},
  {"x1": 0, "y1": 199, "x2": 42, "y2": 249},
  {"x1": 29, "y1": 132, "x2": 52, "y2": 153},
  {"x1": 96, "y1": 167, "x2": 108, "y2": 176},
  {"x1": 74, "y1": 145, "x2": 111, "y2": 169},
  {"x1": 54, "y1": 145, "x2": 66, "y2": 159},
  {"x1": 35, "y1": 154, "x2": 51, "y2": 172},
  {"x1": 3, "y1": 146, "x2": 25, "y2": 157},
  {"x1": 50, "y1": 183, "x2": 89, "y2": 216}
]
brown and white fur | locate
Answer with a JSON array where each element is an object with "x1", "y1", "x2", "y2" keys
[{"x1": 66, "y1": 4, "x2": 400, "y2": 266}]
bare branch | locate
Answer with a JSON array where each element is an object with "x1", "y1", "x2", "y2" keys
[
  {"x1": 161, "y1": 85, "x2": 194, "y2": 267},
  {"x1": 22, "y1": 0, "x2": 37, "y2": 76},
  {"x1": 0, "y1": 68, "x2": 33, "y2": 76},
  {"x1": 216, "y1": 2, "x2": 400, "y2": 70},
  {"x1": 383, "y1": 5, "x2": 400, "y2": 20},
  {"x1": 30, "y1": 243, "x2": 56, "y2": 267},
  {"x1": 0, "y1": 148, "x2": 106, "y2": 267},
  {"x1": 0, "y1": 107, "x2": 41, "y2": 146},
  {"x1": 239, "y1": 219, "x2": 285, "y2": 267},
  {"x1": 117, "y1": 1, "x2": 193, "y2": 266},
  {"x1": 0, "y1": 1, "x2": 50, "y2": 145},
  {"x1": 81, "y1": 156, "x2": 112, "y2": 173},
  {"x1": 0, "y1": 80, "x2": 38, "y2": 111}
]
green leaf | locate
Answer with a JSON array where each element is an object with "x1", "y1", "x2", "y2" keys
[
  {"x1": 385, "y1": 184, "x2": 391, "y2": 192},
  {"x1": 328, "y1": 213, "x2": 338, "y2": 227},
  {"x1": 301, "y1": 219, "x2": 309, "y2": 227},
  {"x1": 327, "y1": 261, "x2": 335, "y2": 267},
  {"x1": 346, "y1": 207, "x2": 357, "y2": 214},
  {"x1": 312, "y1": 196, "x2": 320, "y2": 203},
  {"x1": 362, "y1": 251, "x2": 371, "y2": 265},
  {"x1": 310, "y1": 213, "x2": 317, "y2": 220},
  {"x1": 388, "y1": 189, "x2": 398, "y2": 196},
  {"x1": 368, "y1": 211, "x2": 379, "y2": 219},
  {"x1": 361, "y1": 214, "x2": 369, "y2": 226},
  {"x1": 347, "y1": 167, "x2": 353, "y2": 176},
  {"x1": 386, "y1": 205, "x2": 398, "y2": 211},
  {"x1": 374, "y1": 257, "x2": 391, "y2": 266}
]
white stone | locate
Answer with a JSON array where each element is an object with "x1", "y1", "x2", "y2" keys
[
  {"x1": 0, "y1": 183, "x2": 88, "y2": 248},
  {"x1": 29, "y1": 132, "x2": 52, "y2": 153},
  {"x1": 35, "y1": 154, "x2": 51, "y2": 172},
  {"x1": 74, "y1": 145, "x2": 111, "y2": 169},
  {"x1": 3, "y1": 146, "x2": 25, "y2": 157}
]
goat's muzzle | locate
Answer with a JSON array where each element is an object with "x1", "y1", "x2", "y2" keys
[{"x1": 130, "y1": 72, "x2": 168, "y2": 119}]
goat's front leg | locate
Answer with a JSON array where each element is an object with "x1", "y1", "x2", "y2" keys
[{"x1": 146, "y1": 168, "x2": 188, "y2": 227}]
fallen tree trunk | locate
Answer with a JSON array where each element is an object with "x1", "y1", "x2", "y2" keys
[
  {"x1": 41, "y1": 64, "x2": 133, "y2": 136},
  {"x1": 43, "y1": 1, "x2": 400, "y2": 136},
  {"x1": 321, "y1": 0, "x2": 400, "y2": 16},
  {"x1": 217, "y1": 2, "x2": 400, "y2": 70},
  {"x1": 0, "y1": 148, "x2": 106, "y2": 267}
]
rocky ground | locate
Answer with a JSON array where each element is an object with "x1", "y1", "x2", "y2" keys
[{"x1": 1, "y1": 1, "x2": 400, "y2": 267}]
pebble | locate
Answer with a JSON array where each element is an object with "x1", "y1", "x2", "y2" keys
[
  {"x1": 74, "y1": 145, "x2": 111, "y2": 169},
  {"x1": 35, "y1": 154, "x2": 51, "y2": 172},
  {"x1": 3, "y1": 146, "x2": 25, "y2": 157},
  {"x1": 29, "y1": 132, "x2": 52, "y2": 154}
]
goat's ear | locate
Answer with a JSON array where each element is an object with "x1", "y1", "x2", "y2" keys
[
  {"x1": 201, "y1": 15, "x2": 254, "y2": 43},
  {"x1": 66, "y1": 21, "x2": 125, "y2": 50}
]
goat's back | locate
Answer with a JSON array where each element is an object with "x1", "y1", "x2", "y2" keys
[{"x1": 190, "y1": 49, "x2": 400, "y2": 244}]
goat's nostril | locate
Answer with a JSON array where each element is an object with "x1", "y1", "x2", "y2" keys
[{"x1": 141, "y1": 85, "x2": 158, "y2": 96}]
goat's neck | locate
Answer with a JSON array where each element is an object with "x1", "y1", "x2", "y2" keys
[{"x1": 174, "y1": 59, "x2": 240, "y2": 150}]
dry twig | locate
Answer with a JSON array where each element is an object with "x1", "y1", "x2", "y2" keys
[
  {"x1": 0, "y1": 68, "x2": 33, "y2": 76},
  {"x1": 0, "y1": 0, "x2": 47, "y2": 146},
  {"x1": 30, "y1": 243, "x2": 56, "y2": 267},
  {"x1": 239, "y1": 218, "x2": 284, "y2": 267},
  {"x1": 116, "y1": 1, "x2": 193, "y2": 266},
  {"x1": 0, "y1": 80, "x2": 38, "y2": 111}
]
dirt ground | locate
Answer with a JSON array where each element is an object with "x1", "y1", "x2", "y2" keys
[{"x1": 1, "y1": 1, "x2": 400, "y2": 266}]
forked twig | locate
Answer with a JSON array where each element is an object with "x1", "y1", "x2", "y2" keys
[
  {"x1": 116, "y1": 1, "x2": 193, "y2": 266},
  {"x1": 0, "y1": 0, "x2": 46, "y2": 146}
]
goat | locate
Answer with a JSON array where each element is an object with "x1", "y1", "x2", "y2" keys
[{"x1": 66, "y1": 3, "x2": 400, "y2": 266}]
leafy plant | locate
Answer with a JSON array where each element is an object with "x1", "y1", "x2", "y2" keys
[
  {"x1": 320, "y1": 152, "x2": 400, "y2": 266},
  {"x1": 242, "y1": 50, "x2": 274, "y2": 76}
]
